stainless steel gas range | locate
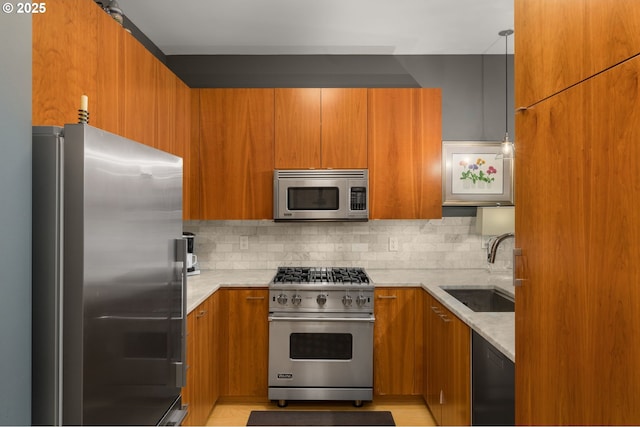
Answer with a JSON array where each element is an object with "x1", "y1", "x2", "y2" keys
[{"x1": 268, "y1": 267, "x2": 374, "y2": 407}]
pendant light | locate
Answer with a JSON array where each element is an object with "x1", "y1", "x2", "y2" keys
[{"x1": 497, "y1": 29, "x2": 514, "y2": 159}]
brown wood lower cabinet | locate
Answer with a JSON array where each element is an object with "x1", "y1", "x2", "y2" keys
[
  {"x1": 374, "y1": 288, "x2": 423, "y2": 396},
  {"x1": 423, "y1": 291, "x2": 470, "y2": 426},
  {"x1": 219, "y1": 288, "x2": 269, "y2": 398},
  {"x1": 182, "y1": 295, "x2": 216, "y2": 426},
  {"x1": 183, "y1": 287, "x2": 269, "y2": 425}
]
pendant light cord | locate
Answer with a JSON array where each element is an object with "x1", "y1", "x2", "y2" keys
[
  {"x1": 498, "y1": 29, "x2": 513, "y2": 141},
  {"x1": 504, "y1": 33, "x2": 508, "y2": 138}
]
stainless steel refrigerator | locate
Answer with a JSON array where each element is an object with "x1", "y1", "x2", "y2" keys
[{"x1": 32, "y1": 124, "x2": 187, "y2": 426}]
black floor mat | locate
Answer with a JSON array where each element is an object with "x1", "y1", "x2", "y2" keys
[{"x1": 246, "y1": 410, "x2": 395, "y2": 426}]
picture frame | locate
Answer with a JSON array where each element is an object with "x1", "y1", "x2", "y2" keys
[{"x1": 442, "y1": 141, "x2": 514, "y2": 206}]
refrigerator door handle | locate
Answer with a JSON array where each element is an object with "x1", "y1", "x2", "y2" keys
[{"x1": 174, "y1": 237, "x2": 188, "y2": 388}]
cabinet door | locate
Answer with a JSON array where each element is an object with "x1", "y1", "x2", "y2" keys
[
  {"x1": 94, "y1": 8, "x2": 123, "y2": 135},
  {"x1": 194, "y1": 300, "x2": 213, "y2": 425},
  {"x1": 374, "y1": 288, "x2": 420, "y2": 396},
  {"x1": 442, "y1": 306, "x2": 470, "y2": 426},
  {"x1": 515, "y1": 0, "x2": 640, "y2": 108},
  {"x1": 368, "y1": 88, "x2": 442, "y2": 219},
  {"x1": 198, "y1": 89, "x2": 275, "y2": 219},
  {"x1": 122, "y1": 34, "x2": 157, "y2": 148},
  {"x1": 175, "y1": 80, "x2": 192, "y2": 220},
  {"x1": 208, "y1": 291, "x2": 221, "y2": 405},
  {"x1": 182, "y1": 299, "x2": 212, "y2": 426},
  {"x1": 424, "y1": 292, "x2": 443, "y2": 424},
  {"x1": 181, "y1": 311, "x2": 196, "y2": 426},
  {"x1": 221, "y1": 289, "x2": 269, "y2": 397},
  {"x1": 275, "y1": 88, "x2": 321, "y2": 169},
  {"x1": 514, "y1": 56, "x2": 640, "y2": 425},
  {"x1": 155, "y1": 62, "x2": 177, "y2": 155},
  {"x1": 187, "y1": 90, "x2": 203, "y2": 219},
  {"x1": 423, "y1": 291, "x2": 470, "y2": 426},
  {"x1": 321, "y1": 88, "x2": 368, "y2": 168},
  {"x1": 32, "y1": 0, "x2": 98, "y2": 126}
]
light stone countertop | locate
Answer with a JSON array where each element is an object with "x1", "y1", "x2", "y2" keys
[
  {"x1": 186, "y1": 269, "x2": 273, "y2": 313},
  {"x1": 367, "y1": 269, "x2": 515, "y2": 362},
  {"x1": 186, "y1": 268, "x2": 515, "y2": 362}
]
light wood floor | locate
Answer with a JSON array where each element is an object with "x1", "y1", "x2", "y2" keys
[{"x1": 206, "y1": 396, "x2": 436, "y2": 426}]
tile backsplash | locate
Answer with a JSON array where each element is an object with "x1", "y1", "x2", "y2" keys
[{"x1": 183, "y1": 218, "x2": 513, "y2": 271}]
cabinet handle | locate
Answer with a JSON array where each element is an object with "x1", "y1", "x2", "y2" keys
[
  {"x1": 430, "y1": 306, "x2": 441, "y2": 314},
  {"x1": 513, "y1": 247, "x2": 525, "y2": 287},
  {"x1": 246, "y1": 296, "x2": 265, "y2": 300},
  {"x1": 439, "y1": 389, "x2": 444, "y2": 405},
  {"x1": 377, "y1": 295, "x2": 397, "y2": 299},
  {"x1": 196, "y1": 309, "x2": 207, "y2": 318},
  {"x1": 439, "y1": 314, "x2": 452, "y2": 323}
]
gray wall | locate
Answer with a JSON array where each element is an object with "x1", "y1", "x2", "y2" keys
[{"x1": 0, "y1": 11, "x2": 32, "y2": 426}]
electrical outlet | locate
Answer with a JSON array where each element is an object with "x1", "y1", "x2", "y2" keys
[
  {"x1": 389, "y1": 237, "x2": 399, "y2": 252},
  {"x1": 481, "y1": 237, "x2": 490, "y2": 249},
  {"x1": 240, "y1": 236, "x2": 249, "y2": 250}
]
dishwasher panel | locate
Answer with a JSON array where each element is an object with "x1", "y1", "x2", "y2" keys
[{"x1": 472, "y1": 331, "x2": 515, "y2": 425}]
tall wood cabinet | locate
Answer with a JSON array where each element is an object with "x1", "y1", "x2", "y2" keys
[
  {"x1": 274, "y1": 88, "x2": 368, "y2": 169},
  {"x1": 515, "y1": 0, "x2": 640, "y2": 424},
  {"x1": 515, "y1": 0, "x2": 640, "y2": 108},
  {"x1": 368, "y1": 88, "x2": 442, "y2": 219},
  {"x1": 373, "y1": 288, "x2": 423, "y2": 396}
]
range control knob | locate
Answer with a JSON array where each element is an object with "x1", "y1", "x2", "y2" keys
[
  {"x1": 291, "y1": 294, "x2": 302, "y2": 306},
  {"x1": 356, "y1": 295, "x2": 368, "y2": 307},
  {"x1": 342, "y1": 295, "x2": 353, "y2": 307},
  {"x1": 316, "y1": 294, "x2": 327, "y2": 306},
  {"x1": 277, "y1": 294, "x2": 288, "y2": 305}
]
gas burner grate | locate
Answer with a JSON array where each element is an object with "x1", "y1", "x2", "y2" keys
[{"x1": 272, "y1": 267, "x2": 370, "y2": 284}]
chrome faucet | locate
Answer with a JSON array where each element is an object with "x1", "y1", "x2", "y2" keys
[{"x1": 488, "y1": 232, "x2": 514, "y2": 263}]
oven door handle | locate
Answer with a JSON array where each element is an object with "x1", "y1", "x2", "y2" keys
[{"x1": 268, "y1": 316, "x2": 375, "y2": 323}]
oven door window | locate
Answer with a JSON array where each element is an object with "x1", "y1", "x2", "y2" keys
[
  {"x1": 288, "y1": 187, "x2": 339, "y2": 211},
  {"x1": 290, "y1": 333, "x2": 352, "y2": 360}
]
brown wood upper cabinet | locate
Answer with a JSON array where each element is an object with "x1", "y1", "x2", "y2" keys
[
  {"x1": 368, "y1": 88, "x2": 442, "y2": 219},
  {"x1": 33, "y1": 0, "x2": 99, "y2": 127},
  {"x1": 196, "y1": 89, "x2": 275, "y2": 219},
  {"x1": 275, "y1": 88, "x2": 368, "y2": 169},
  {"x1": 33, "y1": 0, "x2": 193, "y2": 219}
]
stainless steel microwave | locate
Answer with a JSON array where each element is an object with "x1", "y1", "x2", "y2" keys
[{"x1": 273, "y1": 169, "x2": 369, "y2": 221}]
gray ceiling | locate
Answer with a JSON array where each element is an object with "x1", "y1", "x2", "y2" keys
[{"x1": 117, "y1": 0, "x2": 514, "y2": 56}]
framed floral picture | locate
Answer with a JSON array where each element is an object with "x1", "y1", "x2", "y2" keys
[{"x1": 442, "y1": 141, "x2": 514, "y2": 206}]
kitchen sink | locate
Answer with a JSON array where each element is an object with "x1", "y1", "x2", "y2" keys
[{"x1": 443, "y1": 288, "x2": 514, "y2": 312}]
